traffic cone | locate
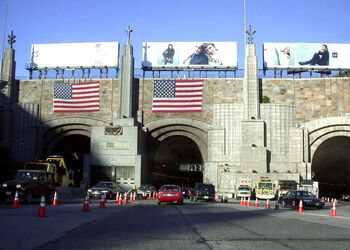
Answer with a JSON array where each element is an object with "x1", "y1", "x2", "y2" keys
[
  {"x1": 223, "y1": 195, "x2": 228, "y2": 203},
  {"x1": 12, "y1": 191, "x2": 20, "y2": 208},
  {"x1": 99, "y1": 193, "x2": 106, "y2": 208},
  {"x1": 331, "y1": 201, "x2": 338, "y2": 217},
  {"x1": 240, "y1": 197, "x2": 243, "y2": 206},
  {"x1": 148, "y1": 192, "x2": 152, "y2": 199},
  {"x1": 142, "y1": 192, "x2": 146, "y2": 199},
  {"x1": 247, "y1": 197, "x2": 251, "y2": 206},
  {"x1": 254, "y1": 198, "x2": 259, "y2": 208},
  {"x1": 115, "y1": 192, "x2": 119, "y2": 203},
  {"x1": 274, "y1": 202, "x2": 280, "y2": 210},
  {"x1": 37, "y1": 194, "x2": 47, "y2": 217},
  {"x1": 243, "y1": 197, "x2": 246, "y2": 206},
  {"x1": 133, "y1": 192, "x2": 137, "y2": 201},
  {"x1": 266, "y1": 199, "x2": 270, "y2": 209},
  {"x1": 153, "y1": 192, "x2": 156, "y2": 199},
  {"x1": 82, "y1": 195, "x2": 90, "y2": 212},
  {"x1": 52, "y1": 191, "x2": 59, "y2": 206},
  {"x1": 214, "y1": 193, "x2": 219, "y2": 202},
  {"x1": 129, "y1": 192, "x2": 133, "y2": 203},
  {"x1": 118, "y1": 195, "x2": 123, "y2": 206},
  {"x1": 124, "y1": 192, "x2": 128, "y2": 204},
  {"x1": 291, "y1": 200, "x2": 297, "y2": 210},
  {"x1": 298, "y1": 200, "x2": 303, "y2": 213}
]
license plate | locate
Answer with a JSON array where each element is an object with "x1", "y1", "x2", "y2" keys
[
  {"x1": 204, "y1": 196, "x2": 209, "y2": 199},
  {"x1": 5, "y1": 191, "x2": 12, "y2": 196},
  {"x1": 165, "y1": 194, "x2": 174, "y2": 196},
  {"x1": 315, "y1": 203, "x2": 319, "y2": 206}
]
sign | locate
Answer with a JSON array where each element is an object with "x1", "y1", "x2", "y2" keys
[
  {"x1": 30, "y1": 42, "x2": 119, "y2": 69},
  {"x1": 263, "y1": 42, "x2": 350, "y2": 70},
  {"x1": 142, "y1": 42, "x2": 237, "y2": 70}
]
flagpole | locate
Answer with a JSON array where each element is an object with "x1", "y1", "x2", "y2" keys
[{"x1": 1, "y1": 0, "x2": 9, "y2": 80}]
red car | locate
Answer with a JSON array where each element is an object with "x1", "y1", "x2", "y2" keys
[{"x1": 157, "y1": 184, "x2": 183, "y2": 205}]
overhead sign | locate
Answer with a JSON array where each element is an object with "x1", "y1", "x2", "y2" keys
[
  {"x1": 30, "y1": 42, "x2": 120, "y2": 69},
  {"x1": 142, "y1": 42, "x2": 237, "y2": 70},
  {"x1": 263, "y1": 42, "x2": 350, "y2": 70}
]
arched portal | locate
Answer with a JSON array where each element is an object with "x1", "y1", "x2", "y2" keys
[
  {"x1": 312, "y1": 136, "x2": 350, "y2": 198},
  {"x1": 49, "y1": 134, "x2": 90, "y2": 186},
  {"x1": 151, "y1": 135, "x2": 203, "y2": 188}
]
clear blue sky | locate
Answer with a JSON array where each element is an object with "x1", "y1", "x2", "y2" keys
[{"x1": 1, "y1": 0, "x2": 350, "y2": 78}]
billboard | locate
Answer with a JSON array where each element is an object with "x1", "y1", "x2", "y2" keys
[
  {"x1": 30, "y1": 42, "x2": 120, "y2": 69},
  {"x1": 142, "y1": 42, "x2": 237, "y2": 69},
  {"x1": 263, "y1": 42, "x2": 350, "y2": 70}
]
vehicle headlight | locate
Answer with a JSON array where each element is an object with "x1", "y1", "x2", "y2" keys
[
  {"x1": 16, "y1": 184, "x2": 21, "y2": 189},
  {"x1": 2, "y1": 183, "x2": 7, "y2": 187},
  {"x1": 87, "y1": 189, "x2": 92, "y2": 192}
]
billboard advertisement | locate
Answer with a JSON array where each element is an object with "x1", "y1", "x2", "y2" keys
[
  {"x1": 263, "y1": 42, "x2": 350, "y2": 70},
  {"x1": 142, "y1": 42, "x2": 237, "y2": 69},
  {"x1": 30, "y1": 42, "x2": 120, "y2": 69}
]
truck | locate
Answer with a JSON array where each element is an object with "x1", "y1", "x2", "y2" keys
[
  {"x1": 255, "y1": 177, "x2": 276, "y2": 200},
  {"x1": 278, "y1": 180, "x2": 297, "y2": 198},
  {"x1": 24, "y1": 155, "x2": 74, "y2": 187},
  {"x1": 235, "y1": 177, "x2": 253, "y2": 199}
]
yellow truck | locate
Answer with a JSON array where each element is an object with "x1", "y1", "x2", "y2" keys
[
  {"x1": 255, "y1": 177, "x2": 276, "y2": 200},
  {"x1": 24, "y1": 156, "x2": 74, "y2": 187}
]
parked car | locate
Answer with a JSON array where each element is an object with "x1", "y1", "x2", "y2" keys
[
  {"x1": 136, "y1": 184, "x2": 157, "y2": 196},
  {"x1": 236, "y1": 185, "x2": 252, "y2": 200},
  {"x1": 2, "y1": 170, "x2": 56, "y2": 203},
  {"x1": 87, "y1": 181, "x2": 123, "y2": 199},
  {"x1": 279, "y1": 190, "x2": 325, "y2": 209},
  {"x1": 181, "y1": 186, "x2": 191, "y2": 199},
  {"x1": 157, "y1": 184, "x2": 183, "y2": 205},
  {"x1": 190, "y1": 183, "x2": 215, "y2": 202}
]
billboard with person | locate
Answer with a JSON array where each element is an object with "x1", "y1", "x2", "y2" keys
[
  {"x1": 263, "y1": 42, "x2": 350, "y2": 70},
  {"x1": 29, "y1": 42, "x2": 120, "y2": 69},
  {"x1": 142, "y1": 42, "x2": 237, "y2": 69}
]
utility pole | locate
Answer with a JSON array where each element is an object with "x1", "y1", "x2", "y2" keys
[{"x1": 0, "y1": 0, "x2": 9, "y2": 80}]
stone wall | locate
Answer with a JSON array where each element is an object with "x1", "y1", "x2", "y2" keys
[{"x1": 262, "y1": 77, "x2": 350, "y2": 123}]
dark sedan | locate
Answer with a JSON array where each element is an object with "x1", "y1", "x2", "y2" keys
[
  {"x1": 181, "y1": 186, "x2": 191, "y2": 199},
  {"x1": 87, "y1": 181, "x2": 123, "y2": 199},
  {"x1": 279, "y1": 190, "x2": 325, "y2": 209}
]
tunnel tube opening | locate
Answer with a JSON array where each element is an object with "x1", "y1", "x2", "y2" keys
[
  {"x1": 312, "y1": 136, "x2": 350, "y2": 199},
  {"x1": 50, "y1": 135, "x2": 90, "y2": 186},
  {"x1": 151, "y1": 136, "x2": 203, "y2": 189}
]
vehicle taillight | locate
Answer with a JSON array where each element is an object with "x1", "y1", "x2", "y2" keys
[
  {"x1": 158, "y1": 192, "x2": 163, "y2": 196},
  {"x1": 196, "y1": 191, "x2": 199, "y2": 195}
]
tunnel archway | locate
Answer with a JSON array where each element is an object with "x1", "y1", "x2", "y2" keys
[
  {"x1": 151, "y1": 135, "x2": 203, "y2": 188},
  {"x1": 311, "y1": 136, "x2": 350, "y2": 198},
  {"x1": 50, "y1": 135, "x2": 90, "y2": 186}
]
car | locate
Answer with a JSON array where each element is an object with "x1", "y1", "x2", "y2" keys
[
  {"x1": 136, "y1": 184, "x2": 157, "y2": 197},
  {"x1": 236, "y1": 185, "x2": 252, "y2": 200},
  {"x1": 87, "y1": 181, "x2": 123, "y2": 199},
  {"x1": 181, "y1": 186, "x2": 191, "y2": 198},
  {"x1": 157, "y1": 184, "x2": 183, "y2": 205},
  {"x1": 2, "y1": 170, "x2": 56, "y2": 203},
  {"x1": 190, "y1": 183, "x2": 215, "y2": 202},
  {"x1": 279, "y1": 190, "x2": 325, "y2": 209}
]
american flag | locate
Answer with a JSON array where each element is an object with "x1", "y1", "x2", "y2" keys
[
  {"x1": 152, "y1": 80, "x2": 203, "y2": 113},
  {"x1": 52, "y1": 81, "x2": 100, "y2": 112}
]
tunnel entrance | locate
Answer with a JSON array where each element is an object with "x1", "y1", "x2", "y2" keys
[
  {"x1": 312, "y1": 136, "x2": 350, "y2": 199},
  {"x1": 50, "y1": 135, "x2": 90, "y2": 186},
  {"x1": 151, "y1": 136, "x2": 203, "y2": 189}
]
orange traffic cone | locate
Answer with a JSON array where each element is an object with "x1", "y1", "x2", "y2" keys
[
  {"x1": 99, "y1": 193, "x2": 106, "y2": 208},
  {"x1": 148, "y1": 192, "x2": 152, "y2": 199},
  {"x1": 240, "y1": 197, "x2": 243, "y2": 206},
  {"x1": 129, "y1": 192, "x2": 133, "y2": 202},
  {"x1": 214, "y1": 193, "x2": 219, "y2": 202},
  {"x1": 274, "y1": 202, "x2": 280, "y2": 210},
  {"x1": 124, "y1": 192, "x2": 128, "y2": 204},
  {"x1": 331, "y1": 201, "x2": 338, "y2": 217},
  {"x1": 82, "y1": 195, "x2": 90, "y2": 212},
  {"x1": 12, "y1": 191, "x2": 20, "y2": 208},
  {"x1": 118, "y1": 195, "x2": 123, "y2": 206},
  {"x1": 266, "y1": 199, "x2": 270, "y2": 209},
  {"x1": 153, "y1": 192, "x2": 156, "y2": 199},
  {"x1": 291, "y1": 200, "x2": 297, "y2": 210},
  {"x1": 298, "y1": 200, "x2": 303, "y2": 213},
  {"x1": 115, "y1": 192, "x2": 119, "y2": 203},
  {"x1": 133, "y1": 192, "x2": 137, "y2": 201},
  {"x1": 52, "y1": 191, "x2": 59, "y2": 206},
  {"x1": 243, "y1": 197, "x2": 246, "y2": 206},
  {"x1": 254, "y1": 198, "x2": 259, "y2": 208},
  {"x1": 247, "y1": 197, "x2": 251, "y2": 206},
  {"x1": 142, "y1": 192, "x2": 146, "y2": 199},
  {"x1": 37, "y1": 194, "x2": 47, "y2": 217}
]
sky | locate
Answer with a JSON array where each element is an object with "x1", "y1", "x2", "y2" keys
[{"x1": 1, "y1": 0, "x2": 350, "y2": 79}]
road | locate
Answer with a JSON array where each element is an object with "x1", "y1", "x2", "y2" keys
[{"x1": 1, "y1": 198, "x2": 350, "y2": 250}]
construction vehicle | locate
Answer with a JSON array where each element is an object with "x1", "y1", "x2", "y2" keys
[
  {"x1": 255, "y1": 177, "x2": 276, "y2": 200},
  {"x1": 24, "y1": 155, "x2": 74, "y2": 187},
  {"x1": 278, "y1": 180, "x2": 297, "y2": 198}
]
